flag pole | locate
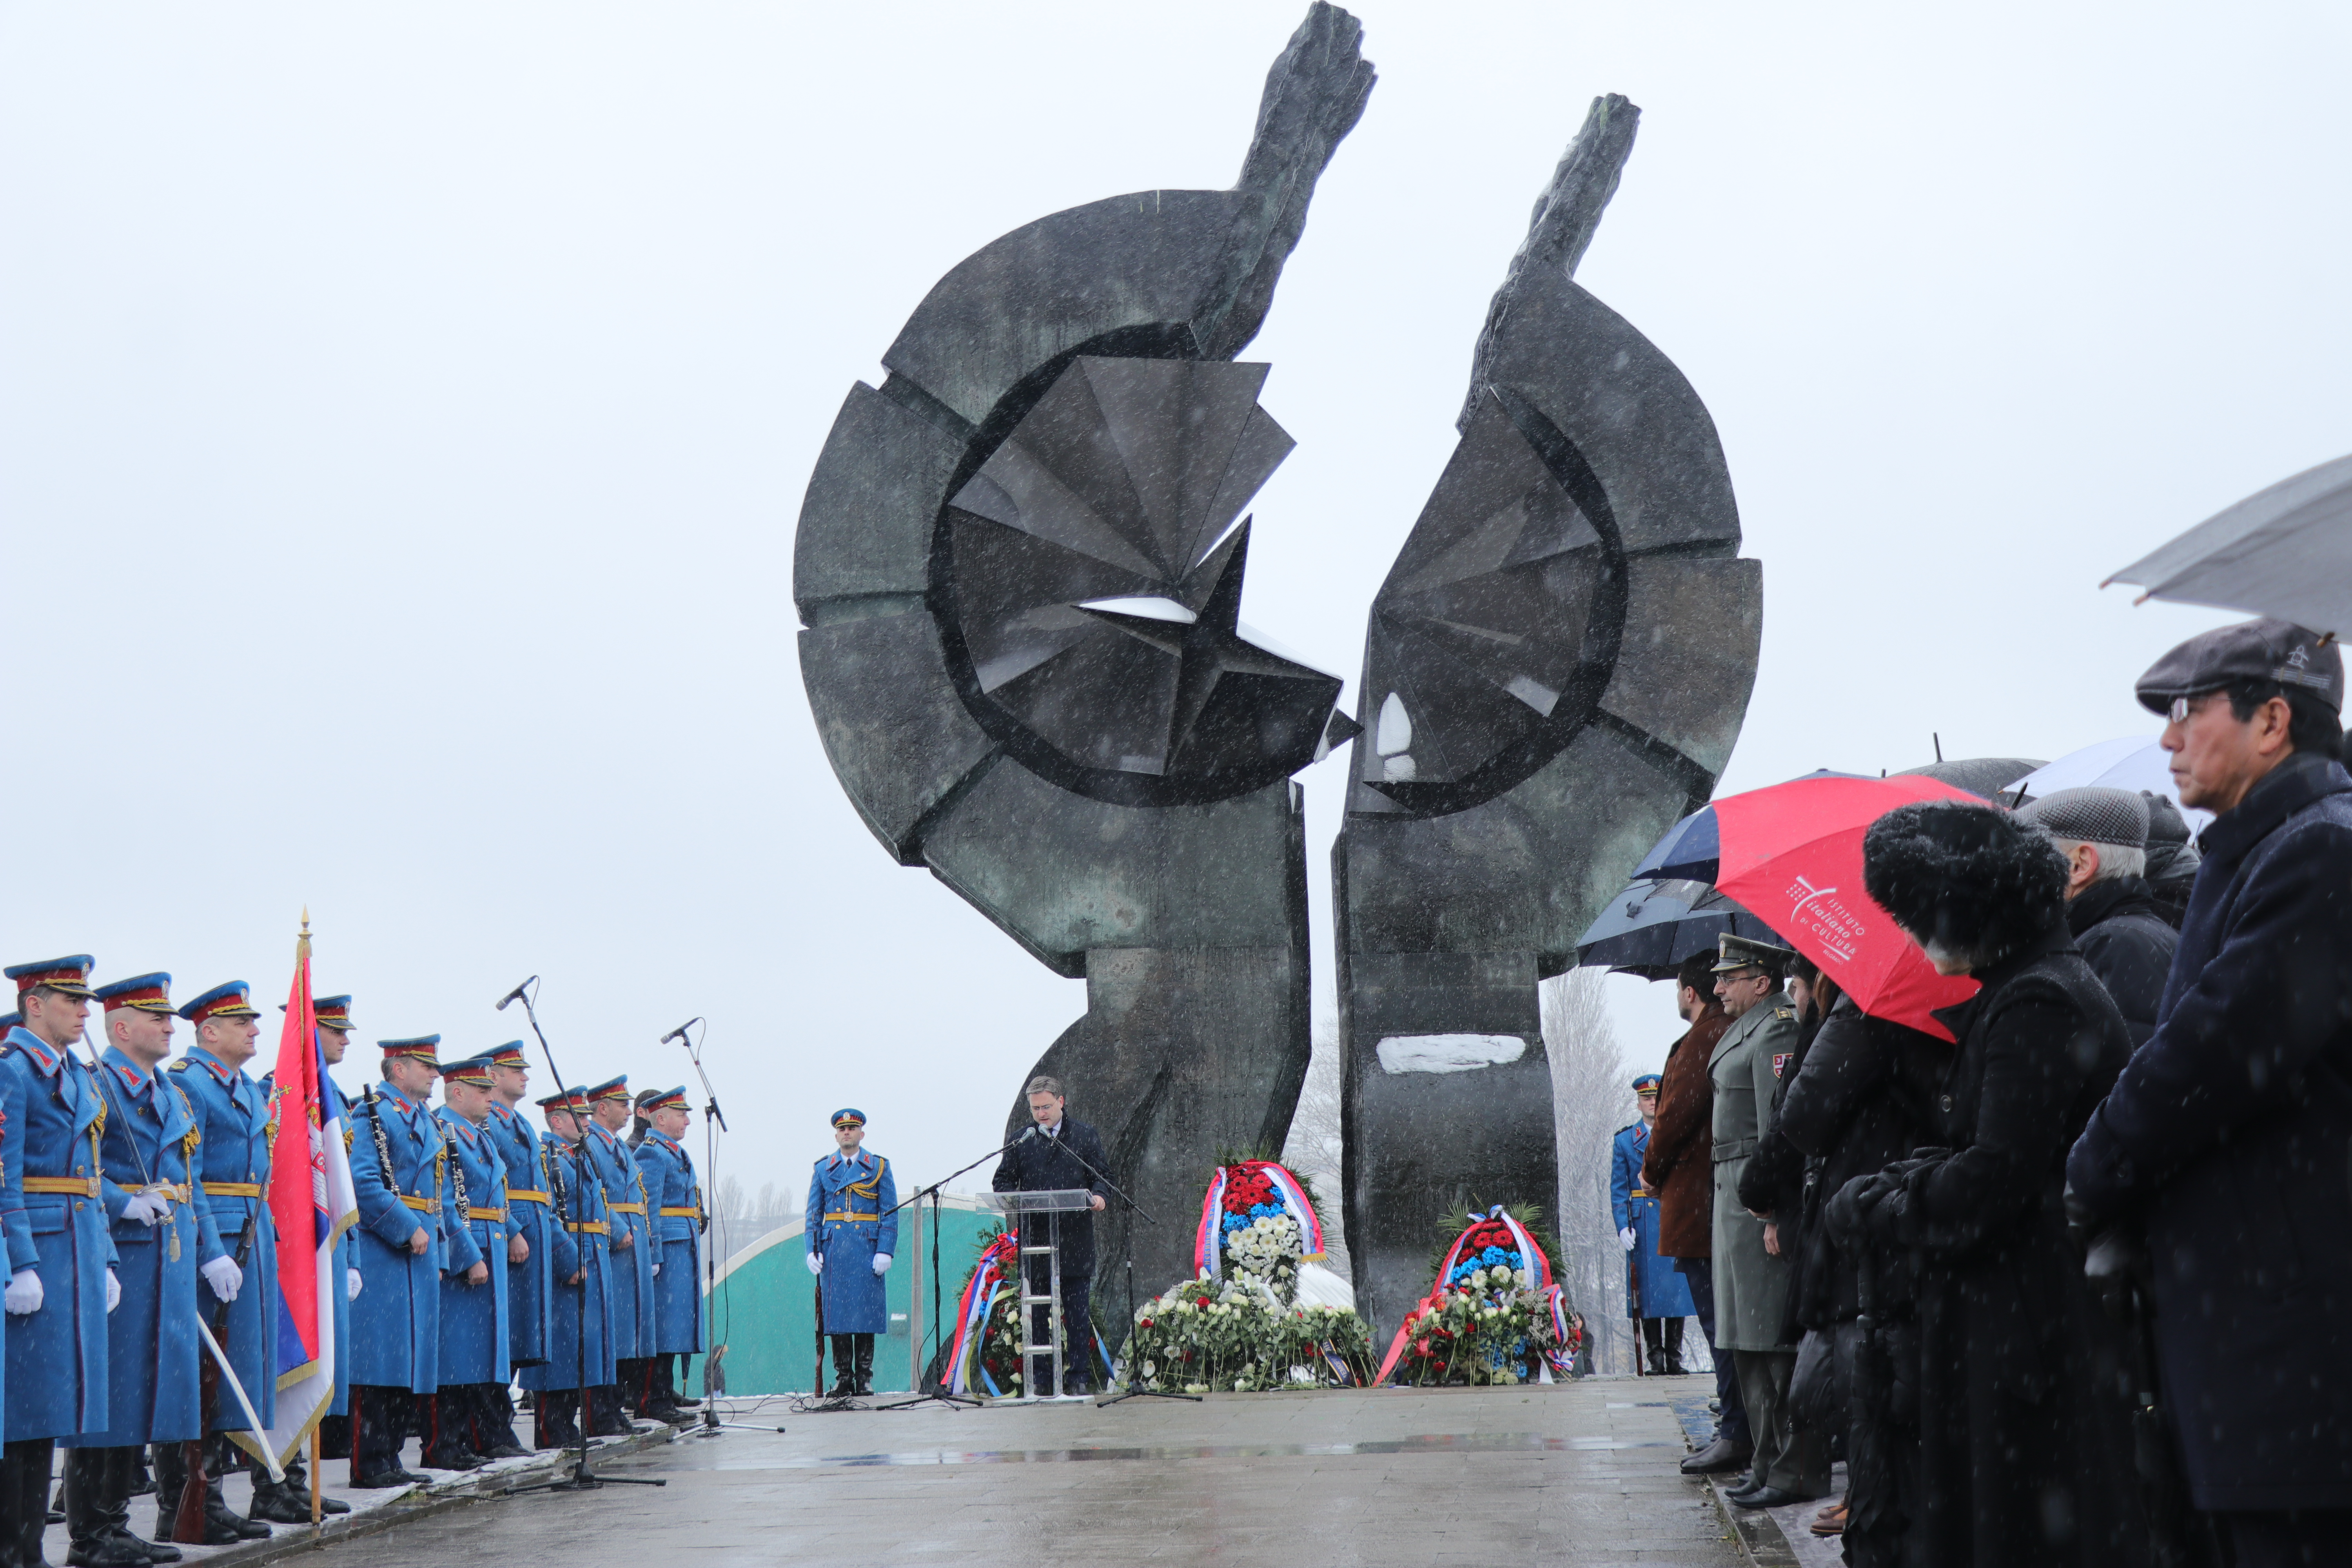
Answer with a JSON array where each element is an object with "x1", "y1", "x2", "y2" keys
[{"x1": 309, "y1": 1427, "x2": 321, "y2": 1525}]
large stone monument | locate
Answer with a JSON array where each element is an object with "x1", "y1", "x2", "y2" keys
[
  {"x1": 794, "y1": 5, "x2": 1375, "y2": 1306},
  {"x1": 1333, "y1": 96, "x2": 1763, "y2": 1340}
]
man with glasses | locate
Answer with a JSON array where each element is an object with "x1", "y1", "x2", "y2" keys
[
  {"x1": 2068, "y1": 617, "x2": 2352, "y2": 1568},
  {"x1": 1706, "y1": 936, "x2": 1826, "y2": 1512}
]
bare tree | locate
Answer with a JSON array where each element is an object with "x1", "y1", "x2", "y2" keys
[
  {"x1": 1544, "y1": 969, "x2": 1710, "y2": 1379},
  {"x1": 1280, "y1": 1015, "x2": 1351, "y2": 1277}
]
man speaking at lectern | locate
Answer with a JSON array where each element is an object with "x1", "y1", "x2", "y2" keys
[{"x1": 991, "y1": 1077, "x2": 1110, "y2": 1394}]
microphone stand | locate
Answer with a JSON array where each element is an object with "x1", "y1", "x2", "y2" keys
[
  {"x1": 494, "y1": 979, "x2": 664, "y2": 1495},
  {"x1": 871, "y1": 1130, "x2": 1036, "y2": 1413},
  {"x1": 671, "y1": 1020, "x2": 728, "y2": 1434},
  {"x1": 1036, "y1": 1133, "x2": 1198, "y2": 1407}
]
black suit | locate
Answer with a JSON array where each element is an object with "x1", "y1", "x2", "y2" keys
[{"x1": 991, "y1": 1118, "x2": 1110, "y2": 1390}]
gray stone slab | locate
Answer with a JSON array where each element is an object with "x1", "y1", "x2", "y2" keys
[
  {"x1": 922, "y1": 768, "x2": 1300, "y2": 965},
  {"x1": 793, "y1": 379, "x2": 967, "y2": 614},
  {"x1": 798, "y1": 613, "x2": 1000, "y2": 866},
  {"x1": 1599, "y1": 556, "x2": 1762, "y2": 779}
]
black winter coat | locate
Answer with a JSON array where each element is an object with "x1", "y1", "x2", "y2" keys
[
  {"x1": 2069, "y1": 751, "x2": 2352, "y2": 1511},
  {"x1": 2066, "y1": 876, "x2": 2178, "y2": 1051},
  {"x1": 1834, "y1": 926, "x2": 2143, "y2": 1568},
  {"x1": 991, "y1": 1118, "x2": 1111, "y2": 1275},
  {"x1": 1775, "y1": 997, "x2": 1932, "y2": 1328}
]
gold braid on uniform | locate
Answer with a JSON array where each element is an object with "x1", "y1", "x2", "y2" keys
[{"x1": 845, "y1": 1157, "x2": 886, "y2": 1201}]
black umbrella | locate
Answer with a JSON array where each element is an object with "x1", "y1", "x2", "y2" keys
[{"x1": 1573, "y1": 878, "x2": 1782, "y2": 980}]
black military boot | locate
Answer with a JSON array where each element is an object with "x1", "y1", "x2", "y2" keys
[
  {"x1": 10, "y1": 1437, "x2": 59, "y2": 1567},
  {"x1": 345, "y1": 1388, "x2": 428, "y2": 1489},
  {"x1": 274, "y1": 1450, "x2": 346, "y2": 1516},
  {"x1": 63, "y1": 1448, "x2": 146, "y2": 1568},
  {"x1": 1662, "y1": 1317, "x2": 1688, "y2": 1376},
  {"x1": 852, "y1": 1337, "x2": 875, "y2": 1397},
  {"x1": 472, "y1": 1387, "x2": 530, "y2": 1460},
  {"x1": 586, "y1": 1387, "x2": 632, "y2": 1437},
  {"x1": 666, "y1": 1357, "x2": 701, "y2": 1410},
  {"x1": 534, "y1": 1390, "x2": 583, "y2": 1452},
  {"x1": 417, "y1": 1393, "x2": 488, "y2": 1472},
  {"x1": 828, "y1": 1336, "x2": 857, "y2": 1397},
  {"x1": 200, "y1": 1443, "x2": 266, "y2": 1541}
]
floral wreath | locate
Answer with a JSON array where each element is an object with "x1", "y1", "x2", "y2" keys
[
  {"x1": 1193, "y1": 1159, "x2": 1325, "y2": 1281},
  {"x1": 1375, "y1": 1205, "x2": 1575, "y2": 1385}
]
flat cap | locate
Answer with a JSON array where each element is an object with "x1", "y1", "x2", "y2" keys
[
  {"x1": 2016, "y1": 787, "x2": 2149, "y2": 850},
  {"x1": 2137, "y1": 617, "x2": 2343, "y2": 714}
]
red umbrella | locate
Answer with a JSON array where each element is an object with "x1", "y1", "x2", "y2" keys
[{"x1": 1712, "y1": 774, "x2": 1984, "y2": 1040}]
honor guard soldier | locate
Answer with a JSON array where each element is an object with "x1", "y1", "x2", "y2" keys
[
  {"x1": 59, "y1": 976, "x2": 208, "y2": 1568},
  {"x1": 1612, "y1": 1073, "x2": 1697, "y2": 1375},
  {"x1": 422, "y1": 1058, "x2": 516, "y2": 1469},
  {"x1": 347, "y1": 1036, "x2": 480, "y2": 1488},
  {"x1": 160, "y1": 982, "x2": 278, "y2": 1543},
  {"x1": 805, "y1": 1109, "x2": 895, "y2": 1397},
  {"x1": 0, "y1": 960, "x2": 124, "y2": 1568},
  {"x1": 581, "y1": 1078, "x2": 655, "y2": 1432},
  {"x1": 481, "y1": 1043, "x2": 549, "y2": 1452},
  {"x1": 630, "y1": 1087, "x2": 703, "y2": 1421},
  {"x1": 515, "y1": 1091, "x2": 599, "y2": 1450},
  {"x1": 1708, "y1": 936, "x2": 1828, "y2": 1509},
  {"x1": 255, "y1": 994, "x2": 358, "y2": 1519}
]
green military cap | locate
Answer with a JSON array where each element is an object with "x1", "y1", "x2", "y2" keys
[{"x1": 1711, "y1": 933, "x2": 1795, "y2": 974}]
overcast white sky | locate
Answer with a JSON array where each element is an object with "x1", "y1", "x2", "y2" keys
[{"x1": 2, "y1": 3, "x2": 2340, "y2": 1207}]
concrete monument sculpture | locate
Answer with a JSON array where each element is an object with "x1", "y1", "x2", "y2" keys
[
  {"x1": 794, "y1": 4, "x2": 1375, "y2": 1305},
  {"x1": 1333, "y1": 96, "x2": 1764, "y2": 1339}
]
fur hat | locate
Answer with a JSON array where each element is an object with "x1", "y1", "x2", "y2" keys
[{"x1": 1862, "y1": 801, "x2": 2068, "y2": 967}]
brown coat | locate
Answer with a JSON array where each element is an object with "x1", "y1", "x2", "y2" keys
[{"x1": 1640, "y1": 1007, "x2": 1728, "y2": 1258}]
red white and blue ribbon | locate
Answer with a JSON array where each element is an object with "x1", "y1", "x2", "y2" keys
[
  {"x1": 1375, "y1": 1206, "x2": 1568, "y2": 1385},
  {"x1": 1192, "y1": 1160, "x2": 1325, "y2": 1278},
  {"x1": 944, "y1": 1233, "x2": 1019, "y2": 1396}
]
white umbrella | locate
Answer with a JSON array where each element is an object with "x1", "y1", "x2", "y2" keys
[
  {"x1": 2005, "y1": 737, "x2": 2212, "y2": 834},
  {"x1": 2105, "y1": 451, "x2": 2352, "y2": 634}
]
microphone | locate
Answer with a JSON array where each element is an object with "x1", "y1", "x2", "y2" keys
[
  {"x1": 495, "y1": 977, "x2": 537, "y2": 1012},
  {"x1": 1018, "y1": 1125, "x2": 1038, "y2": 1142},
  {"x1": 660, "y1": 1018, "x2": 701, "y2": 1046}
]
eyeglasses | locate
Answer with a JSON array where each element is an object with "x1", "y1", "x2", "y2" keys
[{"x1": 2166, "y1": 692, "x2": 2221, "y2": 725}]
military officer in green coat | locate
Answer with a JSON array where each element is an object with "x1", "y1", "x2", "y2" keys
[{"x1": 1707, "y1": 935, "x2": 1827, "y2": 1510}]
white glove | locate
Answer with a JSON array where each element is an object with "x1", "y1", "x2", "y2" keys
[
  {"x1": 201, "y1": 1256, "x2": 244, "y2": 1303},
  {"x1": 651, "y1": 1262, "x2": 662, "y2": 1278},
  {"x1": 5, "y1": 1270, "x2": 42, "y2": 1316},
  {"x1": 1618, "y1": 1227, "x2": 1636, "y2": 1253},
  {"x1": 120, "y1": 1192, "x2": 169, "y2": 1227},
  {"x1": 872, "y1": 1253, "x2": 892, "y2": 1276},
  {"x1": 105, "y1": 1270, "x2": 121, "y2": 1313},
  {"x1": 804, "y1": 1252, "x2": 823, "y2": 1275},
  {"x1": 347, "y1": 1268, "x2": 364, "y2": 1301}
]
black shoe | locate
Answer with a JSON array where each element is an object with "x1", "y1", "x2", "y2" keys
[
  {"x1": 637, "y1": 1405, "x2": 686, "y2": 1425},
  {"x1": 1663, "y1": 1357, "x2": 1687, "y2": 1375},
  {"x1": 242, "y1": 1485, "x2": 315, "y2": 1526},
  {"x1": 66, "y1": 1535, "x2": 151, "y2": 1568},
  {"x1": 1727, "y1": 1485, "x2": 1811, "y2": 1510},
  {"x1": 222, "y1": 1510, "x2": 271, "y2": 1541},
  {"x1": 154, "y1": 1514, "x2": 241, "y2": 1547},
  {"x1": 421, "y1": 1449, "x2": 487, "y2": 1472},
  {"x1": 478, "y1": 1442, "x2": 530, "y2": 1460},
  {"x1": 1679, "y1": 1437, "x2": 1752, "y2": 1475},
  {"x1": 125, "y1": 1530, "x2": 180, "y2": 1564},
  {"x1": 346, "y1": 1469, "x2": 428, "y2": 1490}
]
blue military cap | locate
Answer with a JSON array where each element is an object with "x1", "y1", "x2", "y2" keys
[
  {"x1": 486, "y1": 1041, "x2": 529, "y2": 1069},
  {"x1": 1632, "y1": 1073, "x2": 1663, "y2": 1093},
  {"x1": 441, "y1": 1055, "x2": 496, "y2": 1087},
  {"x1": 379, "y1": 1034, "x2": 442, "y2": 1064},
  {"x1": 585, "y1": 1075, "x2": 629, "y2": 1105},
  {"x1": 830, "y1": 1106, "x2": 866, "y2": 1127},
  {"x1": 279, "y1": 994, "x2": 356, "y2": 1032},
  {"x1": 94, "y1": 973, "x2": 174, "y2": 1014},
  {"x1": 180, "y1": 981, "x2": 259, "y2": 1024},
  {"x1": 7, "y1": 956, "x2": 94, "y2": 1000},
  {"x1": 642, "y1": 1085, "x2": 689, "y2": 1113}
]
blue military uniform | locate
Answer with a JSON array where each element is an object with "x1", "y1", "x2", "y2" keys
[
  {"x1": 419, "y1": 1059, "x2": 514, "y2": 1469},
  {"x1": 804, "y1": 1109, "x2": 896, "y2": 1396},
  {"x1": 515, "y1": 1091, "x2": 599, "y2": 1449},
  {"x1": 1612, "y1": 1074, "x2": 1695, "y2": 1374},
  {"x1": 0, "y1": 958, "x2": 122, "y2": 1568},
  {"x1": 345, "y1": 1036, "x2": 480, "y2": 1486},
  {"x1": 632, "y1": 1086, "x2": 703, "y2": 1417},
  {"x1": 581, "y1": 1077, "x2": 655, "y2": 1429},
  {"x1": 169, "y1": 985, "x2": 279, "y2": 1448},
  {"x1": 483, "y1": 1044, "x2": 556, "y2": 1372}
]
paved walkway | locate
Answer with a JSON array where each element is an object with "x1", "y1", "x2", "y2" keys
[{"x1": 307, "y1": 1380, "x2": 1745, "y2": 1565}]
